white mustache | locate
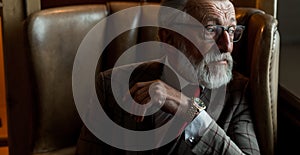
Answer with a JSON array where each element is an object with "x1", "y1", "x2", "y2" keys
[
  {"x1": 203, "y1": 51, "x2": 233, "y2": 66},
  {"x1": 196, "y1": 51, "x2": 233, "y2": 89}
]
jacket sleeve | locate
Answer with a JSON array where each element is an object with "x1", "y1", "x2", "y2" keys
[
  {"x1": 191, "y1": 82, "x2": 260, "y2": 155},
  {"x1": 191, "y1": 115, "x2": 260, "y2": 155},
  {"x1": 175, "y1": 77, "x2": 260, "y2": 155}
]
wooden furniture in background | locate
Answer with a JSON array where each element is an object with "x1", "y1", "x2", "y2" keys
[{"x1": 0, "y1": 16, "x2": 9, "y2": 155}]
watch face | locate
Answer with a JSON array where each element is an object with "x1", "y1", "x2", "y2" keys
[{"x1": 193, "y1": 97, "x2": 206, "y2": 109}]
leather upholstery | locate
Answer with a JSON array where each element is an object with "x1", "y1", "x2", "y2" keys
[
  {"x1": 233, "y1": 8, "x2": 279, "y2": 155},
  {"x1": 26, "y1": 5, "x2": 108, "y2": 155},
  {"x1": 99, "y1": 2, "x2": 160, "y2": 72},
  {"x1": 26, "y1": 2, "x2": 279, "y2": 155}
]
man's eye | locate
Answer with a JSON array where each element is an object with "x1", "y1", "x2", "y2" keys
[
  {"x1": 206, "y1": 27, "x2": 216, "y2": 32},
  {"x1": 228, "y1": 27, "x2": 236, "y2": 35}
]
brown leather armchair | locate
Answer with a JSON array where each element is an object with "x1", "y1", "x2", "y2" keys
[
  {"x1": 233, "y1": 7, "x2": 280, "y2": 155},
  {"x1": 25, "y1": 2, "x2": 279, "y2": 155}
]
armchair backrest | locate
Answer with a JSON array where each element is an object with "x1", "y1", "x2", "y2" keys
[
  {"x1": 233, "y1": 7, "x2": 280, "y2": 155},
  {"x1": 25, "y1": 2, "x2": 279, "y2": 155},
  {"x1": 26, "y1": 4, "x2": 108, "y2": 154}
]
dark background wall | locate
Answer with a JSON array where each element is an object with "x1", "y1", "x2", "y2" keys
[
  {"x1": 277, "y1": 0, "x2": 300, "y2": 154},
  {"x1": 278, "y1": 0, "x2": 300, "y2": 96}
]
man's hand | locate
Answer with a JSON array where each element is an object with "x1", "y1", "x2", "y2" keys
[{"x1": 127, "y1": 80, "x2": 190, "y2": 122}]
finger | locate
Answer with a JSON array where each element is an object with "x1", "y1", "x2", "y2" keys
[
  {"x1": 133, "y1": 87, "x2": 149, "y2": 104},
  {"x1": 124, "y1": 81, "x2": 152, "y2": 102},
  {"x1": 130, "y1": 81, "x2": 152, "y2": 95},
  {"x1": 130, "y1": 80, "x2": 164, "y2": 99},
  {"x1": 149, "y1": 88, "x2": 166, "y2": 103},
  {"x1": 148, "y1": 81, "x2": 166, "y2": 97},
  {"x1": 140, "y1": 96, "x2": 151, "y2": 105},
  {"x1": 135, "y1": 85, "x2": 149, "y2": 97}
]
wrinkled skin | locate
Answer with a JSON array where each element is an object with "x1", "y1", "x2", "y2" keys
[{"x1": 129, "y1": 0, "x2": 236, "y2": 122}]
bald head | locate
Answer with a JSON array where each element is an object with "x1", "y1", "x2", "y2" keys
[{"x1": 183, "y1": 0, "x2": 236, "y2": 26}]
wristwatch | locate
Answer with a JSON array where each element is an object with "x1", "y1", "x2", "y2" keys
[{"x1": 185, "y1": 97, "x2": 206, "y2": 122}]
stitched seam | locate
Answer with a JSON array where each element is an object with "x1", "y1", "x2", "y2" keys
[
  {"x1": 268, "y1": 27, "x2": 278, "y2": 149},
  {"x1": 270, "y1": 28, "x2": 278, "y2": 144}
]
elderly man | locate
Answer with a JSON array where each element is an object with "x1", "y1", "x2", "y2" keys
[{"x1": 76, "y1": 0, "x2": 260, "y2": 154}]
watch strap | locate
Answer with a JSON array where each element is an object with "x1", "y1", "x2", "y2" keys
[{"x1": 184, "y1": 97, "x2": 206, "y2": 122}]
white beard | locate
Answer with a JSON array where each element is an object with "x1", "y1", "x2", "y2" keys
[
  {"x1": 195, "y1": 51, "x2": 233, "y2": 89},
  {"x1": 164, "y1": 35, "x2": 233, "y2": 89}
]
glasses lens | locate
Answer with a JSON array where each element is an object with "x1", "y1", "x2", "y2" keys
[
  {"x1": 205, "y1": 25, "x2": 245, "y2": 42},
  {"x1": 204, "y1": 25, "x2": 217, "y2": 40},
  {"x1": 233, "y1": 26, "x2": 245, "y2": 42}
]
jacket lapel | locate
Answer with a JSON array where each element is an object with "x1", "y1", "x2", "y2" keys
[{"x1": 201, "y1": 85, "x2": 227, "y2": 121}]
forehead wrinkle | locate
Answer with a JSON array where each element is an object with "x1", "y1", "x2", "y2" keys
[
  {"x1": 185, "y1": 1, "x2": 236, "y2": 25},
  {"x1": 203, "y1": 13, "x2": 222, "y2": 24},
  {"x1": 185, "y1": 2, "x2": 215, "y2": 22},
  {"x1": 222, "y1": 3, "x2": 236, "y2": 23}
]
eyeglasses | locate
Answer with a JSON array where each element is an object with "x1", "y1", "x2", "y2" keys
[{"x1": 204, "y1": 25, "x2": 245, "y2": 42}]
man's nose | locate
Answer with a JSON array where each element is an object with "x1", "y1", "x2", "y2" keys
[{"x1": 217, "y1": 31, "x2": 233, "y2": 53}]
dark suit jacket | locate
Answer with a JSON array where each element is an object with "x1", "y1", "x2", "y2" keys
[{"x1": 76, "y1": 60, "x2": 260, "y2": 155}]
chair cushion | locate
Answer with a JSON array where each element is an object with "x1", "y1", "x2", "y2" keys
[{"x1": 27, "y1": 4, "x2": 108, "y2": 153}]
